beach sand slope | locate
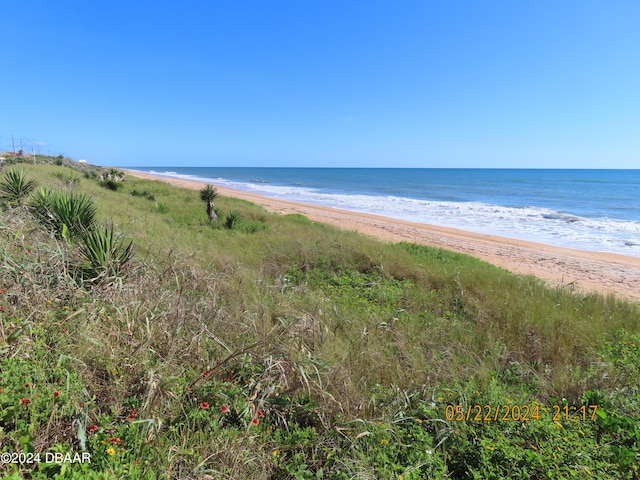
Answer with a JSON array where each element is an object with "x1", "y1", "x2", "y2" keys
[{"x1": 127, "y1": 171, "x2": 640, "y2": 302}]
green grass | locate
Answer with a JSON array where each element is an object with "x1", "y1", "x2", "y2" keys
[{"x1": 1, "y1": 159, "x2": 639, "y2": 479}]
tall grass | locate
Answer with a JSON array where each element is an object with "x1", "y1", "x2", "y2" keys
[{"x1": 2, "y1": 162, "x2": 640, "y2": 479}]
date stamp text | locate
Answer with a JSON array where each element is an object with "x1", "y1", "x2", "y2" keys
[{"x1": 445, "y1": 404, "x2": 598, "y2": 422}]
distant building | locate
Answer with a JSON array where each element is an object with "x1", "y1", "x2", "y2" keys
[{"x1": 78, "y1": 159, "x2": 87, "y2": 164}]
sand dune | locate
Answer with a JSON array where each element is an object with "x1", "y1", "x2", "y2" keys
[{"x1": 127, "y1": 170, "x2": 640, "y2": 303}]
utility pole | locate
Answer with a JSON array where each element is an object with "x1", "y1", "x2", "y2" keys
[{"x1": 11, "y1": 133, "x2": 15, "y2": 154}]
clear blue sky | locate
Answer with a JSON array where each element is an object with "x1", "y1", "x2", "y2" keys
[{"x1": 2, "y1": 1, "x2": 639, "y2": 168}]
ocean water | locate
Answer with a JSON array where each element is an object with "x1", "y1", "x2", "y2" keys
[{"x1": 131, "y1": 167, "x2": 640, "y2": 258}]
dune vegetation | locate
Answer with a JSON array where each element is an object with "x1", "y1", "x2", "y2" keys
[{"x1": 1, "y1": 156, "x2": 639, "y2": 479}]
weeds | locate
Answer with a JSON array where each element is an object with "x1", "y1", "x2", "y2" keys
[
  {"x1": 153, "y1": 202, "x2": 168, "y2": 214},
  {"x1": 1, "y1": 160, "x2": 639, "y2": 479},
  {"x1": 51, "y1": 171, "x2": 80, "y2": 187},
  {"x1": 130, "y1": 189, "x2": 155, "y2": 201}
]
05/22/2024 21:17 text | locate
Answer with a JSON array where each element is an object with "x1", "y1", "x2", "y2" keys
[{"x1": 445, "y1": 404, "x2": 599, "y2": 422}]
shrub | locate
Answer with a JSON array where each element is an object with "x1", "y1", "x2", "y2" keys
[
  {"x1": 99, "y1": 179, "x2": 123, "y2": 191},
  {"x1": 98, "y1": 169, "x2": 125, "y2": 191}
]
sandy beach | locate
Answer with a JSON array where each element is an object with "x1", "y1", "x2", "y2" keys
[{"x1": 127, "y1": 170, "x2": 640, "y2": 303}]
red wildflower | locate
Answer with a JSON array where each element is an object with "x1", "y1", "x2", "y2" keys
[
  {"x1": 251, "y1": 418, "x2": 260, "y2": 426},
  {"x1": 200, "y1": 402, "x2": 209, "y2": 409},
  {"x1": 220, "y1": 405, "x2": 229, "y2": 413},
  {"x1": 127, "y1": 412, "x2": 138, "y2": 420},
  {"x1": 53, "y1": 390, "x2": 61, "y2": 397},
  {"x1": 256, "y1": 410, "x2": 264, "y2": 417},
  {"x1": 109, "y1": 437, "x2": 123, "y2": 444},
  {"x1": 88, "y1": 425, "x2": 99, "y2": 433},
  {"x1": 201, "y1": 371, "x2": 210, "y2": 378},
  {"x1": 19, "y1": 398, "x2": 31, "y2": 405},
  {"x1": 0, "y1": 307, "x2": 6, "y2": 312}
]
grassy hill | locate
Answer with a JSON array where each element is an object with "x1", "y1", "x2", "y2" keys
[{"x1": 1, "y1": 158, "x2": 639, "y2": 479}]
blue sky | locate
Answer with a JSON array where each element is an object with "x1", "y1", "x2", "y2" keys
[{"x1": 2, "y1": 1, "x2": 639, "y2": 168}]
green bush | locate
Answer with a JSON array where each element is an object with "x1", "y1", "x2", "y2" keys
[{"x1": 99, "y1": 179, "x2": 122, "y2": 191}]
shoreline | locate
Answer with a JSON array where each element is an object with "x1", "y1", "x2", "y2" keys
[{"x1": 126, "y1": 169, "x2": 640, "y2": 302}]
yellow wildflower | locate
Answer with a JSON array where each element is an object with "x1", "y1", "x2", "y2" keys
[{"x1": 106, "y1": 447, "x2": 115, "y2": 456}]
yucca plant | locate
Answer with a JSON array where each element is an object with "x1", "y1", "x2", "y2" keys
[
  {"x1": 77, "y1": 223, "x2": 133, "y2": 280},
  {"x1": 0, "y1": 167, "x2": 38, "y2": 205},
  {"x1": 199, "y1": 184, "x2": 219, "y2": 223},
  {"x1": 49, "y1": 191, "x2": 97, "y2": 240},
  {"x1": 224, "y1": 210, "x2": 241, "y2": 229}
]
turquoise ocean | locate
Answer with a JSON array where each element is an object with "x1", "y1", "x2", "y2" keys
[{"x1": 131, "y1": 168, "x2": 640, "y2": 258}]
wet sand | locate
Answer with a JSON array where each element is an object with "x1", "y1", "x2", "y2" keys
[{"x1": 126, "y1": 170, "x2": 640, "y2": 303}]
